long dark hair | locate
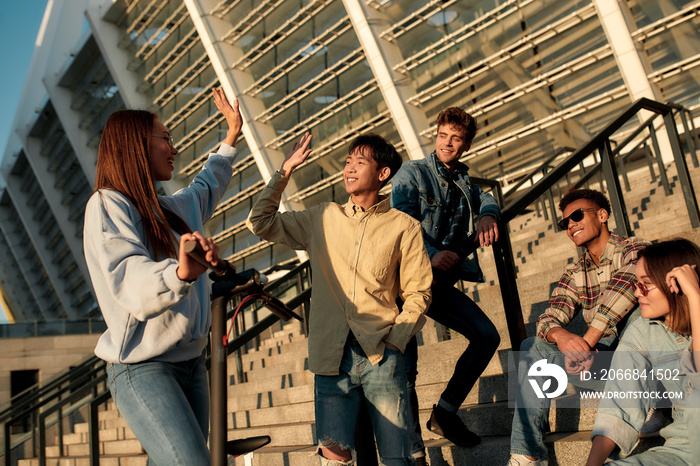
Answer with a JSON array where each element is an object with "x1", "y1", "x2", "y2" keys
[
  {"x1": 637, "y1": 238, "x2": 700, "y2": 335},
  {"x1": 95, "y1": 110, "x2": 189, "y2": 259}
]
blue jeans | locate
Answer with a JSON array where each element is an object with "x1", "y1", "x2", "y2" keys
[
  {"x1": 687, "y1": 381, "x2": 700, "y2": 464},
  {"x1": 107, "y1": 354, "x2": 210, "y2": 466},
  {"x1": 315, "y1": 336, "x2": 414, "y2": 465},
  {"x1": 509, "y1": 335, "x2": 617, "y2": 460},
  {"x1": 404, "y1": 283, "x2": 500, "y2": 455}
]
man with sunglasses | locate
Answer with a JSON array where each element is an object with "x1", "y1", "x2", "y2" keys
[{"x1": 508, "y1": 189, "x2": 648, "y2": 466}]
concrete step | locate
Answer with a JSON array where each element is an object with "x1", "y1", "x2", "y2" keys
[
  {"x1": 231, "y1": 430, "x2": 654, "y2": 466},
  {"x1": 32, "y1": 161, "x2": 700, "y2": 466},
  {"x1": 227, "y1": 422, "x2": 316, "y2": 447},
  {"x1": 62, "y1": 426, "x2": 136, "y2": 445},
  {"x1": 229, "y1": 382, "x2": 314, "y2": 413},
  {"x1": 18, "y1": 455, "x2": 148, "y2": 466},
  {"x1": 45, "y1": 438, "x2": 144, "y2": 457},
  {"x1": 238, "y1": 338, "x2": 309, "y2": 367},
  {"x1": 228, "y1": 368, "x2": 315, "y2": 397},
  {"x1": 235, "y1": 356, "x2": 309, "y2": 383}
]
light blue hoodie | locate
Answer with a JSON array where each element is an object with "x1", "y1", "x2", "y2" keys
[{"x1": 84, "y1": 144, "x2": 237, "y2": 363}]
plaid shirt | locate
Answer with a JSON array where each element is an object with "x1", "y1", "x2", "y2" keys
[
  {"x1": 433, "y1": 153, "x2": 469, "y2": 249},
  {"x1": 536, "y1": 233, "x2": 649, "y2": 341}
]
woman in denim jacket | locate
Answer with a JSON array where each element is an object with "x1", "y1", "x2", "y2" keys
[{"x1": 586, "y1": 239, "x2": 700, "y2": 465}]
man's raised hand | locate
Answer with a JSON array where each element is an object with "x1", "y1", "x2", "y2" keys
[{"x1": 280, "y1": 133, "x2": 313, "y2": 177}]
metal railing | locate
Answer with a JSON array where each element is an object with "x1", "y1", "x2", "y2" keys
[
  {"x1": 0, "y1": 260, "x2": 312, "y2": 466},
  {"x1": 1, "y1": 97, "x2": 697, "y2": 463},
  {"x1": 501, "y1": 100, "x2": 698, "y2": 235},
  {"x1": 494, "y1": 97, "x2": 699, "y2": 350}
]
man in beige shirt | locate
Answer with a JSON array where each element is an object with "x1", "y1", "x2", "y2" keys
[{"x1": 247, "y1": 132, "x2": 432, "y2": 465}]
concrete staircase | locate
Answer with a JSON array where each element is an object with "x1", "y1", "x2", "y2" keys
[{"x1": 18, "y1": 158, "x2": 700, "y2": 465}]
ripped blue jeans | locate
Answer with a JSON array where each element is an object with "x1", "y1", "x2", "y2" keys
[{"x1": 314, "y1": 336, "x2": 414, "y2": 465}]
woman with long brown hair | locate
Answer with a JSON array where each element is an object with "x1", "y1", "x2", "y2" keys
[
  {"x1": 83, "y1": 88, "x2": 241, "y2": 465},
  {"x1": 586, "y1": 238, "x2": 700, "y2": 465}
]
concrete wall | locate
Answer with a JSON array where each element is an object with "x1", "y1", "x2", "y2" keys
[{"x1": 0, "y1": 334, "x2": 100, "y2": 408}]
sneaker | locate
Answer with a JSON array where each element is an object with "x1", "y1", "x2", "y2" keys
[
  {"x1": 414, "y1": 457, "x2": 428, "y2": 466},
  {"x1": 507, "y1": 454, "x2": 548, "y2": 465},
  {"x1": 639, "y1": 408, "x2": 672, "y2": 438},
  {"x1": 426, "y1": 404, "x2": 480, "y2": 448}
]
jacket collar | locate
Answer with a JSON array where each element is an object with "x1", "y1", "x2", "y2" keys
[{"x1": 428, "y1": 151, "x2": 470, "y2": 179}]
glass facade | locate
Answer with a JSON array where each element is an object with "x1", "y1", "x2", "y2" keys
[{"x1": 0, "y1": 0, "x2": 698, "y2": 321}]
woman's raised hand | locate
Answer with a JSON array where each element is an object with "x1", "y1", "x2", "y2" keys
[
  {"x1": 213, "y1": 87, "x2": 242, "y2": 147},
  {"x1": 666, "y1": 264, "x2": 700, "y2": 297}
]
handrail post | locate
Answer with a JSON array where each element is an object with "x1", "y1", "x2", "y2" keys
[
  {"x1": 210, "y1": 294, "x2": 229, "y2": 466},
  {"x1": 89, "y1": 399, "x2": 99, "y2": 465},
  {"x1": 677, "y1": 109, "x2": 698, "y2": 167},
  {"x1": 37, "y1": 414, "x2": 45, "y2": 466},
  {"x1": 643, "y1": 143, "x2": 657, "y2": 182},
  {"x1": 57, "y1": 405, "x2": 63, "y2": 457},
  {"x1": 4, "y1": 421, "x2": 11, "y2": 466},
  {"x1": 616, "y1": 156, "x2": 631, "y2": 192},
  {"x1": 649, "y1": 125, "x2": 672, "y2": 195},
  {"x1": 234, "y1": 308, "x2": 245, "y2": 385},
  {"x1": 89, "y1": 389, "x2": 112, "y2": 466},
  {"x1": 546, "y1": 189, "x2": 558, "y2": 230},
  {"x1": 493, "y1": 226, "x2": 527, "y2": 350},
  {"x1": 600, "y1": 140, "x2": 632, "y2": 237},
  {"x1": 664, "y1": 111, "x2": 700, "y2": 228},
  {"x1": 687, "y1": 109, "x2": 700, "y2": 160}
]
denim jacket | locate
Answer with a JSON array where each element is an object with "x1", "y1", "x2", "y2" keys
[
  {"x1": 391, "y1": 152, "x2": 501, "y2": 283},
  {"x1": 592, "y1": 317, "x2": 692, "y2": 457}
]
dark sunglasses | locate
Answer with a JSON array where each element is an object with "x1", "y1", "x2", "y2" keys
[
  {"x1": 634, "y1": 281, "x2": 657, "y2": 296},
  {"x1": 557, "y1": 207, "x2": 600, "y2": 231}
]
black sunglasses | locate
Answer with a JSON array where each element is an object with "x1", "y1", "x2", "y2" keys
[{"x1": 557, "y1": 207, "x2": 600, "y2": 231}]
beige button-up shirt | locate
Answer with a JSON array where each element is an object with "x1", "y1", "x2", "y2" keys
[{"x1": 247, "y1": 172, "x2": 432, "y2": 375}]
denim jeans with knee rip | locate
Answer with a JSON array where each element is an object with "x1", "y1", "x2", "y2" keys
[{"x1": 315, "y1": 336, "x2": 415, "y2": 465}]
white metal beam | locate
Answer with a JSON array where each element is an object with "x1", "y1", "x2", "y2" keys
[
  {"x1": 4, "y1": 167, "x2": 78, "y2": 319},
  {"x1": 0, "y1": 189, "x2": 53, "y2": 320},
  {"x1": 341, "y1": 0, "x2": 432, "y2": 160},
  {"x1": 19, "y1": 136, "x2": 93, "y2": 287},
  {"x1": 593, "y1": 0, "x2": 674, "y2": 162},
  {"x1": 43, "y1": 67, "x2": 98, "y2": 186},
  {"x1": 86, "y1": 0, "x2": 151, "y2": 110},
  {"x1": 184, "y1": 0, "x2": 308, "y2": 262}
]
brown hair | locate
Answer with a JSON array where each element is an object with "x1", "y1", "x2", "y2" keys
[
  {"x1": 637, "y1": 238, "x2": 700, "y2": 335},
  {"x1": 95, "y1": 110, "x2": 189, "y2": 260},
  {"x1": 436, "y1": 107, "x2": 478, "y2": 143}
]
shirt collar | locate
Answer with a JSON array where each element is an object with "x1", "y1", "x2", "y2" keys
[
  {"x1": 583, "y1": 232, "x2": 622, "y2": 265},
  {"x1": 344, "y1": 195, "x2": 391, "y2": 217}
]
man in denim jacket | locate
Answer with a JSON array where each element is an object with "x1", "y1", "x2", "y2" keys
[{"x1": 391, "y1": 107, "x2": 501, "y2": 460}]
